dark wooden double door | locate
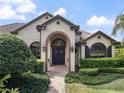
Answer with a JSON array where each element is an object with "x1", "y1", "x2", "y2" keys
[{"x1": 52, "y1": 47, "x2": 65, "y2": 65}]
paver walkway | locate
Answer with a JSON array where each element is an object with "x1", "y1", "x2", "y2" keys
[{"x1": 47, "y1": 65, "x2": 68, "y2": 93}]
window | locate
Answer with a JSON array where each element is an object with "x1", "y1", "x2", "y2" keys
[
  {"x1": 52, "y1": 39, "x2": 66, "y2": 47},
  {"x1": 90, "y1": 43, "x2": 106, "y2": 58},
  {"x1": 30, "y1": 42, "x2": 40, "y2": 59}
]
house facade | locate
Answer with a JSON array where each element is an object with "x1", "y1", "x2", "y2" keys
[{"x1": 0, "y1": 12, "x2": 118, "y2": 72}]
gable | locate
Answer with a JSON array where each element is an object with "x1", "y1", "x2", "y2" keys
[
  {"x1": 83, "y1": 31, "x2": 117, "y2": 43},
  {"x1": 43, "y1": 19, "x2": 75, "y2": 32},
  {"x1": 11, "y1": 12, "x2": 53, "y2": 34},
  {"x1": 37, "y1": 15, "x2": 80, "y2": 32},
  {"x1": 86, "y1": 33, "x2": 112, "y2": 47}
]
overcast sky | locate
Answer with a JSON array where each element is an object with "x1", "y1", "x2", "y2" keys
[{"x1": 0, "y1": 0, "x2": 124, "y2": 40}]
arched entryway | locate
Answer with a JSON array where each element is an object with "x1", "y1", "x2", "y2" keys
[
  {"x1": 90, "y1": 42, "x2": 106, "y2": 57},
  {"x1": 30, "y1": 42, "x2": 40, "y2": 59},
  {"x1": 51, "y1": 38, "x2": 66, "y2": 65},
  {"x1": 45, "y1": 31, "x2": 71, "y2": 72}
]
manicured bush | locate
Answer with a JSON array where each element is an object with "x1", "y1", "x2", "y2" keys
[
  {"x1": 80, "y1": 58, "x2": 124, "y2": 68},
  {"x1": 115, "y1": 48, "x2": 124, "y2": 58},
  {"x1": 80, "y1": 68, "x2": 99, "y2": 76},
  {"x1": 34, "y1": 59, "x2": 44, "y2": 74},
  {"x1": 65, "y1": 72, "x2": 122, "y2": 85},
  {"x1": 0, "y1": 34, "x2": 36, "y2": 75},
  {"x1": 6, "y1": 72, "x2": 50, "y2": 93},
  {"x1": 99, "y1": 68, "x2": 124, "y2": 74}
]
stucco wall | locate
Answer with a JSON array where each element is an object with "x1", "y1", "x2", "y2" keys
[
  {"x1": 81, "y1": 45, "x2": 85, "y2": 58},
  {"x1": 75, "y1": 34, "x2": 80, "y2": 43},
  {"x1": 81, "y1": 33, "x2": 115, "y2": 58},
  {"x1": 86, "y1": 34, "x2": 111, "y2": 48},
  {"x1": 112, "y1": 45, "x2": 115, "y2": 57},
  {"x1": 17, "y1": 15, "x2": 52, "y2": 46},
  {"x1": 41, "y1": 19, "x2": 76, "y2": 71}
]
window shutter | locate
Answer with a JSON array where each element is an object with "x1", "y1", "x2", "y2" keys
[
  {"x1": 107, "y1": 46, "x2": 112, "y2": 57},
  {"x1": 85, "y1": 45, "x2": 90, "y2": 58}
]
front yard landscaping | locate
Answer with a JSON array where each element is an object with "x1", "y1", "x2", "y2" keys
[
  {"x1": 0, "y1": 34, "x2": 49, "y2": 93},
  {"x1": 65, "y1": 58, "x2": 124, "y2": 93}
]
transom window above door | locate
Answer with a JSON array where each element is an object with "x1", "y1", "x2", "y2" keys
[{"x1": 51, "y1": 38, "x2": 66, "y2": 47}]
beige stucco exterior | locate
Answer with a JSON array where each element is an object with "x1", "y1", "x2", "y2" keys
[
  {"x1": 17, "y1": 15, "x2": 52, "y2": 46},
  {"x1": 86, "y1": 34, "x2": 111, "y2": 48},
  {"x1": 40, "y1": 19, "x2": 76, "y2": 71},
  {"x1": 0, "y1": 12, "x2": 117, "y2": 72},
  {"x1": 81, "y1": 33, "x2": 115, "y2": 58}
]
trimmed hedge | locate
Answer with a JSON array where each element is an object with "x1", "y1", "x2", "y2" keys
[
  {"x1": 0, "y1": 34, "x2": 36, "y2": 74},
  {"x1": 80, "y1": 58, "x2": 124, "y2": 68},
  {"x1": 34, "y1": 59, "x2": 44, "y2": 74},
  {"x1": 20, "y1": 73, "x2": 50, "y2": 93},
  {"x1": 65, "y1": 72, "x2": 121, "y2": 85},
  {"x1": 6, "y1": 72, "x2": 50, "y2": 93},
  {"x1": 80, "y1": 68, "x2": 124, "y2": 75},
  {"x1": 99, "y1": 68, "x2": 124, "y2": 74},
  {"x1": 80, "y1": 68, "x2": 99, "y2": 76},
  {"x1": 115, "y1": 48, "x2": 124, "y2": 58}
]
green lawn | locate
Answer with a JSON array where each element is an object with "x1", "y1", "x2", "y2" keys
[{"x1": 66, "y1": 78, "x2": 124, "y2": 93}]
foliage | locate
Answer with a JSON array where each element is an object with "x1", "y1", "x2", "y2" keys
[
  {"x1": 33, "y1": 59, "x2": 44, "y2": 74},
  {"x1": 0, "y1": 34, "x2": 36, "y2": 75},
  {"x1": 65, "y1": 72, "x2": 121, "y2": 85},
  {"x1": 9, "y1": 88, "x2": 19, "y2": 93},
  {"x1": 112, "y1": 14, "x2": 124, "y2": 47},
  {"x1": 6, "y1": 72, "x2": 50, "y2": 93},
  {"x1": 112, "y1": 14, "x2": 124, "y2": 36},
  {"x1": 115, "y1": 48, "x2": 124, "y2": 58},
  {"x1": 0, "y1": 74, "x2": 19, "y2": 93},
  {"x1": 80, "y1": 58, "x2": 124, "y2": 68},
  {"x1": 80, "y1": 68, "x2": 99, "y2": 76},
  {"x1": 99, "y1": 68, "x2": 124, "y2": 74},
  {"x1": 80, "y1": 68, "x2": 124, "y2": 74}
]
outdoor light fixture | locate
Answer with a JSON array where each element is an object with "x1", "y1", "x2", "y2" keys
[{"x1": 70, "y1": 44, "x2": 74, "y2": 52}]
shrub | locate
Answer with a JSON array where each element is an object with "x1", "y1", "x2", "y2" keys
[
  {"x1": 0, "y1": 34, "x2": 36, "y2": 75},
  {"x1": 20, "y1": 73, "x2": 50, "y2": 93},
  {"x1": 99, "y1": 68, "x2": 124, "y2": 74},
  {"x1": 80, "y1": 58, "x2": 124, "y2": 68},
  {"x1": 65, "y1": 72, "x2": 122, "y2": 85},
  {"x1": 80, "y1": 68, "x2": 99, "y2": 76},
  {"x1": 34, "y1": 59, "x2": 44, "y2": 74},
  {"x1": 115, "y1": 48, "x2": 124, "y2": 58},
  {"x1": 0, "y1": 74, "x2": 19, "y2": 93},
  {"x1": 6, "y1": 72, "x2": 50, "y2": 93}
]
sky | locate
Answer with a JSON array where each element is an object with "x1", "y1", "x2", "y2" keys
[{"x1": 0, "y1": 0, "x2": 124, "y2": 40}]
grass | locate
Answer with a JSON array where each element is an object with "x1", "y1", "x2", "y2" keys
[{"x1": 66, "y1": 79, "x2": 124, "y2": 93}]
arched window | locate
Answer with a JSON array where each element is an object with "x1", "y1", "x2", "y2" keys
[
  {"x1": 30, "y1": 42, "x2": 40, "y2": 59},
  {"x1": 51, "y1": 39, "x2": 66, "y2": 47},
  {"x1": 90, "y1": 43, "x2": 106, "y2": 58}
]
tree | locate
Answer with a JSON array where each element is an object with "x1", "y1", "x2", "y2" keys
[{"x1": 112, "y1": 14, "x2": 124, "y2": 47}]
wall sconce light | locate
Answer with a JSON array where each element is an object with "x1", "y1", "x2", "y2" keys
[
  {"x1": 70, "y1": 44, "x2": 74, "y2": 52},
  {"x1": 42, "y1": 43, "x2": 46, "y2": 52}
]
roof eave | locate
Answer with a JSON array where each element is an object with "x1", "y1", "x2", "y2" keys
[
  {"x1": 11, "y1": 12, "x2": 53, "y2": 34},
  {"x1": 37, "y1": 15, "x2": 80, "y2": 32}
]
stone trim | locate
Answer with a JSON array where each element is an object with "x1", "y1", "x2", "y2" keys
[{"x1": 45, "y1": 31, "x2": 71, "y2": 72}]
